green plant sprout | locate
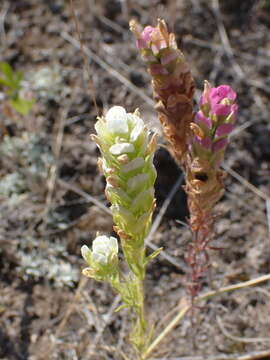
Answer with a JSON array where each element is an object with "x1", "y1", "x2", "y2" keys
[
  {"x1": 0, "y1": 62, "x2": 34, "y2": 115},
  {"x1": 81, "y1": 106, "x2": 161, "y2": 357}
]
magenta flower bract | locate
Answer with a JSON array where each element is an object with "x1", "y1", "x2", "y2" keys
[{"x1": 191, "y1": 81, "x2": 238, "y2": 165}]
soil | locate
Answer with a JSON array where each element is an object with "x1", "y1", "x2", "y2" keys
[{"x1": 0, "y1": 0, "x2": 269, "y2": 359}]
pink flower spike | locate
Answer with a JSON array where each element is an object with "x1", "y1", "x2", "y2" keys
[
  {"x1": 136, "y1": 38, "x2": 147, "y2": 49},
  {"x1": 195, "y1": 111, "x2": 212, "y2": 128},
  {"x1": 150, "y1": 63, "x2": 169, "y2": 75},
  {"x1": 212, "y1": 103, "x2": 232, "y2": 116},
  {"x1": 231, "y1": 103, "x2": 238, "y2": 117},
  {"x1": 209, "y1": 85, "x2": 237, "y2": 104},
  {"x1": 194, "y1": 135, "x2": 212, "y2": 150},
  {"x1": 199, "y1": 80, "x2": 212, "y2": 106},
  {"x1": 215, "y1": 123, "x2": 234, "y2": 137},
  {"x1": 151, "y1": 39, "x2": 167, "y2": 55},
  {"x1": 213, "y1": 138, "x2": 228, "y2": 152},
  {"x1": 136, "y1": 26, "x2": 155, "y2": 49},
  {"x1": 161, "y1": 51, "x2": 178, "y2": 66},
  {"x1": 141, "y1": 26, "x2": 155, "y2": 42}
]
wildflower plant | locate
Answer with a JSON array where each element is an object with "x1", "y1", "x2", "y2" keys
[
  {"x1": 77, "y1": 15, "x2": 270, "y2": 360},
  {"x1": 130, "y1": 19, "x2": 238, "y2": 300},
  {"x1": 186, "y1": 81, "x2": 238, "y2": 297},
  {"x1": 81, "y1": 106, "x2": 160, "y2": 355}
]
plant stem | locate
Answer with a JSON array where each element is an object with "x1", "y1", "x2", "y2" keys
[
  {"x1": 135, "y1": 272, "x2": 147, "y2": 359},
  {"x1": 142, "y1": 273, "x2": 270, "y2": 359},
  {"x1": 130, "y1": 246, "x2": 148, "y2": 360}
]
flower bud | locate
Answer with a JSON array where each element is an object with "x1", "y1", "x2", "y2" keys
[
  {"x1": 81, "y1": 235, "x2": 119, "y2": 281},
  {"x1": 92, "y1": 106, "x2": 157, "y2": 246},
  {"x1": 130, "y1": 19, "x2": 195, "y2": 164},
  {"x1": 190, "y1": 81, "x2": 238, "y2": 167},
  {"x1": 92, "y1": 235, "x2": 118, "y2": 265}
]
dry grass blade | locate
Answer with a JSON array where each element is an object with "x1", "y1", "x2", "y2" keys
[
  {"x1": 153, "y1": 348, "x2": 270, "y2": 359},
  {"x1": 217, "y1": 316, "x2": 270, "y2": 344},
  {"x1": 42, "y1": 107, "x2": 67, "y2": 231},
  {"x1": 69, "y1": 0, "x2": 99, "y2": 115},
  {"x1": 88, "y1": 294, "x2": 121, "y2": 355},
  {"x1": 146, "y1": 174, "x2": 186, "y2": 270},
  {"x1": 211, "y1": 0, "x2": 244, "y2": 79},
  {"x1": 48, "y1": 276, "x2": 88, "y2": 357},
  {"x1": 61, "y1": 31, "x2": 155, "y2": 108},
  {"x1": 58, "y1": 178, "x2": 111, "y2": 215},
  {"x1": 222, "y1": 163, "x2": 269, "y2": 201},
  {"x1": 147, "y1": 174, "x2": 184, "y2": 240}
]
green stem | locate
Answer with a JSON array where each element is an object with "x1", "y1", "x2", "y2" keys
[
  {"x1": 126, "y1": 244, "x2": 148, "y2": 359},
  {"x1": 142, "y1": 273, "x2": 270, "y2": 360},
  {"x1": 135, "y1": 273, "x2": 147, "y2": 356}
]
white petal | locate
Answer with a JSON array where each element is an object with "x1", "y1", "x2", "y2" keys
[
  {"x1": 81, "y1": 245, "x2": 91, "y2": 262},
  {"x1": 109, "y1": 142, "x2": 134, "y2": 155},
  {"x1": 128, "y1": 114, "x2": 145, "y2": 142},
  {"x1": 92, "y1": 236, "x2": 110, "y2": 252},
  {"x1": 106, "y1": 106, "x2": 129, "y2": 134},
  {"x1": 92, "y1": 252, "x2": 107, "y2": 265}
]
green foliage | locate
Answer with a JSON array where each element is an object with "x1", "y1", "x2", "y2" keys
[{"x1": 0, "y1": 61, "x2": 34, "y2": 115}]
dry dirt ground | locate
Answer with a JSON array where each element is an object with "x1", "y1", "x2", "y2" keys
[{"x1": 0, "y1": 0, "x2": 270, "y2": 359}]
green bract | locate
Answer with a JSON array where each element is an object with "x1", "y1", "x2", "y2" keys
[
  {"x1": 81, "y1": 107, "x2": 159, "y2": 354},
  {"x1": 81, "y1": 235, "x2": 119, "y2": 281},
  {"x1": 91, "y1": 106, "x2": 157, "y2": 276},
  {"x1": 94, "y1": 106, "x2": 156, "y2": 242}
]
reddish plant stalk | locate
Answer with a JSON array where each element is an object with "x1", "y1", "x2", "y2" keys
[{"x1": 131, "y1": 20, "x2": 238, "y2": 301}]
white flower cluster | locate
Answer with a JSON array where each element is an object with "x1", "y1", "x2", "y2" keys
[{"x1": 81, "y1": 235, "x2": 118, "y2": 266}]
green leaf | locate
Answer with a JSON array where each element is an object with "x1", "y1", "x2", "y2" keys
[
  {"x1": 0, "y1": 62, "x2": 13, "y2": 81},
  {"x1": 9, "y1": 97, "x2": 35, "y2": 115},
  {"x1": 114, "y1": 303, "x2": 129, "y2": 312},
  {"x1": 13, "y1": 71, "x2": 23, "y2": 88},
  {"x1": 145, "y1": 247, "x2": 163, "y2": 263},
  {"x1": 0, "y1": 76, "x2": 13, "y2": 88},
  {"x1": 0, "y1": 62, "x2": 22, "y2": 91}
]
